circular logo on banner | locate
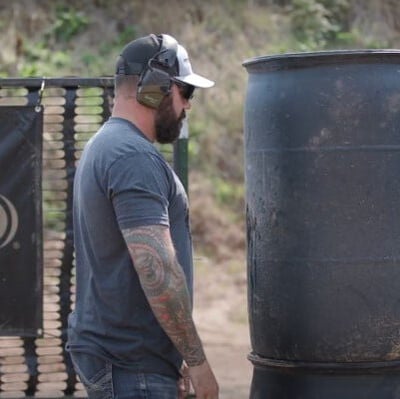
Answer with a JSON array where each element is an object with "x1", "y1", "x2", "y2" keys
[{"x1": 0, "y1": 195, "x2": 19, "y2": 249}]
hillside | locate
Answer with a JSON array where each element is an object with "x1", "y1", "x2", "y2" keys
[
  {"x1": 2, "y1": 0, "x2": 400, "y2": 266},
  {"x1": 2, "y1": 1, "x2": 400, "y2": 397}
]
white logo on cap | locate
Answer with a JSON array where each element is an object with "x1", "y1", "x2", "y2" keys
[{"x1": 0, "y1": 195, "x2": 18, "y2": 249}]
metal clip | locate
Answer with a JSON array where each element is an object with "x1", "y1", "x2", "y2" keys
[{"x1": 35, "y1": 78, "x2": 46, "y2": 112}]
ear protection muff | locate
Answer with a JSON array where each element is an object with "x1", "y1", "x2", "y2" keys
[
  {"x1": 137, "y1": 34, "x2": 178, "y2": 109},
  {"x1": 136, "y1": 64, "x2": 172, "y2": 108}
]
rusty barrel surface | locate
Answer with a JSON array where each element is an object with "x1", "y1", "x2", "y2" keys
[{"x1": 243, "y1": 50, "x2": 400, "y2": 398}]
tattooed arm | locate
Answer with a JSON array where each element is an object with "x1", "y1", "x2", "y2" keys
[
  {"x1": 122, "y1": 224, "x2": 204, "y2": 365},
  {"x1": 122, "y1": 225, "x2": 219, "y2": 398}
]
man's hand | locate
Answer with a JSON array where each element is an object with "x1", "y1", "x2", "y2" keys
[
  {"x1": 178, "y1": 362, "x2": 191, "y2": 399},
  {"x1": 188, "y1": 360, "x2": 219, "y2": 399}
]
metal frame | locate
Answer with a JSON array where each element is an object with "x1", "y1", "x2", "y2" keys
[{"x1": 0, "y1": 77, "x2": 188, "y2": 398}]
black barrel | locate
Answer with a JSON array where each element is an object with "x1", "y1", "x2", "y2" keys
[{"x1": 243, "y1": 50, "x2": 400, "y2": 398}]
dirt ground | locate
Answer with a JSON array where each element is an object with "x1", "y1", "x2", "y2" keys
[{"x1": 192, "y1": 256, "x2": 253, "y2": 399}]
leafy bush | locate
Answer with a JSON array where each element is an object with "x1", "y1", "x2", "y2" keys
[
  {"x1": 290, "y1": 0, "x2": 350, "y2": 49},
  {"x1": 51, "y1": 6, "x2": 89, "y2": 42},
  {"x1": 20, "y1": 42, "x2": 71, "y2": 76}
]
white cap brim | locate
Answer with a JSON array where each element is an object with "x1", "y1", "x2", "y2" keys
[
  {"x1": 175, "y1": 73, "x2": 215, "y2": 88},
  {"x1": 174, "y1": 45, "x2": 215, "y2": 88}
]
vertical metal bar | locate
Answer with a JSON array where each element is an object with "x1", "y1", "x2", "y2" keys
[
  {"x1": 26, "y1": 86, "x2": 39, "y2": 107},
  {"x1": 23, "y1": 338, "x2": 38, "y2": 396},
  {"x1": 101, "y1": 84, "x2": 113, "y2": 121},
  {"x1": 174, "y1": 138, "x2": 189, "y2": 193},
  {"x1": 174, "y1": 118, "x2": 189, "y2": 193},
  {"x1": 60, "y1": 86, "x2": 78, "y2": 395},
  {"x1": 25, "y1": 86, "x2": 40, "y2": 396}
]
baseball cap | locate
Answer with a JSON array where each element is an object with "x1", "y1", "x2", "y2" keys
[{"x1": 115, "y1": 34, "x2": 215, "y2": 89}]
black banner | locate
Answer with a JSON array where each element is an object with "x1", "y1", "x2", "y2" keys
[{"x1": 0, "y1": 106, "x2": 43, "y2": 336}]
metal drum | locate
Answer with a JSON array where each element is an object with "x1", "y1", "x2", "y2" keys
[{"x1": 243, "y1": 50, "x2": 400, "y2": 398}]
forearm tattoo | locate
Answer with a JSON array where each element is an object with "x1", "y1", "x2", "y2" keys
[{"x1": 122, "y1": 225, "x2": 206, "y2": 367}]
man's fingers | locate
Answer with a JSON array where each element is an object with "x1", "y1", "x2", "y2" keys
[{"x1": 184, "y1": 375, "x2": 191, "y2": 393}]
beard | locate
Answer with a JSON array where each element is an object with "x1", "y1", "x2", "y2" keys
[{"x1": 155, "y1": 95, "x2": 185, "y2": 144}]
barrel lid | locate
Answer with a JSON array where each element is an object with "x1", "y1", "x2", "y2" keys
[{"x1": 243, "y1": 49, "x2": 400, "y2": 71}]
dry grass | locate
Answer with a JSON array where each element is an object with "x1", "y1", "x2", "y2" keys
[{"x1": 189, "y1": 171, "x2": 246, "y2": 263}]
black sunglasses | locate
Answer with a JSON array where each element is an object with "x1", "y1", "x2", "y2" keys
[{"x1": 172, "y1": 79, "x2": 195, "y2": 100}]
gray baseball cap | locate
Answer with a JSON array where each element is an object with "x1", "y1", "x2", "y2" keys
[{"x1": 115, "y1": 33, "x2": 214, "y2": 88}]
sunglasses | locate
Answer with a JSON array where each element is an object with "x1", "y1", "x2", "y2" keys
[{"x1": 172, "y1": 79, "x2": 195, "y2": 100}]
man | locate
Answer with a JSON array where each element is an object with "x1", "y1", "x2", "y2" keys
[{"x1": 67, "y1": 33, "x2": 219, "y2": 399}]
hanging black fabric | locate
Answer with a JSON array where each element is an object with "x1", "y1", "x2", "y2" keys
[{"x1": 0, "y1": 106, "x2": 43, "y2": 336}]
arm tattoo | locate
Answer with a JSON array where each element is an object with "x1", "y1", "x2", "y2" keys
[{"x1": 122, "y1": 225, "x2": 206, "y2": 367}]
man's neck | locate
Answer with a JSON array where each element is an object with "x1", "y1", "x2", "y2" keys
[{"x1": 112, "y1": 96, "x2": 156, "y2": 142}]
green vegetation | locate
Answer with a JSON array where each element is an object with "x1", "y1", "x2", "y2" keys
[
  {"x1": 291, "y1": 0, "x2": 350, "y2": 49},
  {"x1": 51, "y1": 6, "x2": 89, "y2": 42},
  {"x1": 20, "y1": 44, "x2": 71, "y2": 77},
  {"x1": 1, "y1": 0, "x2": 398, "y2": 263}
]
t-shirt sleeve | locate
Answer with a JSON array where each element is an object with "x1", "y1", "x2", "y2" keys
[{"x1": 107, "y1": 153, "x2": 170, "y2": 229}]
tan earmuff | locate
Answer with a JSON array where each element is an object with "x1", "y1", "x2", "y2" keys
[{"x1": 137, "y1": 34, "x2": 178, "y2": 109}]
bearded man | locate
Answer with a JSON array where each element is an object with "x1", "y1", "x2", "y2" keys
[{"x1": 67, "y1": 33, "x2": 218, "y2": 399}]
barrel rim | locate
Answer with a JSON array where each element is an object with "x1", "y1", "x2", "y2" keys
[
  {"x1": 243, "y1": 49, "x2": 400, "y2": 70},
  {"x1": 248, "y1": 352, "x2": 400, "y2": 374}
]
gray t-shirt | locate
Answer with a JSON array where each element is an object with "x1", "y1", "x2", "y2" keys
[{"x1": 67, "y1": 117, "x2": 193, "y2": 378}]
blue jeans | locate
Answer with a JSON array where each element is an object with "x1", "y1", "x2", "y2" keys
[{"x1": 69, "y1": 351, "x2": 179, "y2": 399}]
